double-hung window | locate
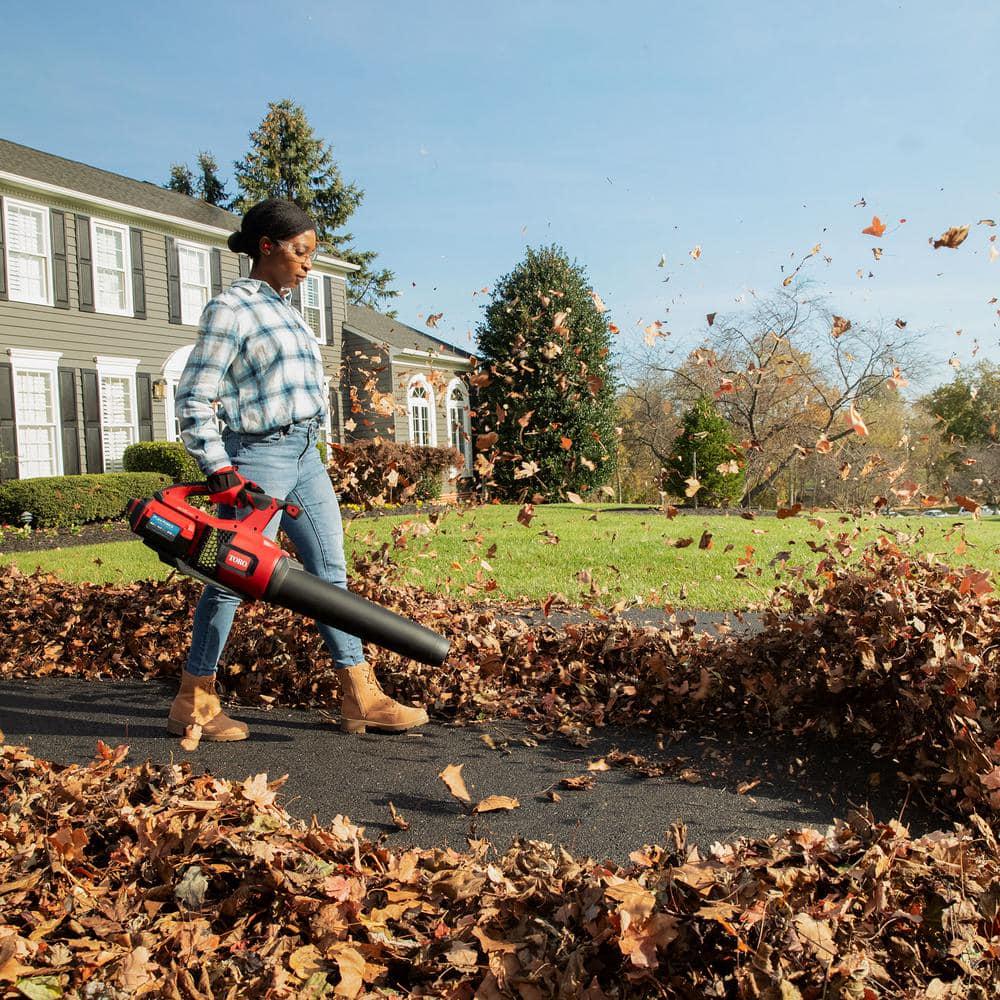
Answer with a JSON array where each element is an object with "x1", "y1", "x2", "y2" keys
[
  {"x1": 177, "y1": 242, "x2": 211, "y2": 325},
  {"x1": 300, "y1": 274, "x2": 326, "y2": 341},
  {"x1": 96, "y1": 356, "x2": 140, "y2": 472},
  {"x1": 9, "y1": 349, "x2": 62, "y2": 478},
  {"x1": 91, "y1": 219, "x2": 132, "y2": 315},
  {"x1": 3, "y1": 198, "x2": 53, "y2": 305}
]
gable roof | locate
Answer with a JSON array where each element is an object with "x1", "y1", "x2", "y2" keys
[
  {"x1": 0, "y1": 138, "x2": 240, "y2": 230},
  {"x1": 346, "y1": 303, "x2": 474, "y2": 361}
]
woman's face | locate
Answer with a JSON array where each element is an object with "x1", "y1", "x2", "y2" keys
[{"x1": 259, "y1": 229, "x2": 318, "y2": 290}]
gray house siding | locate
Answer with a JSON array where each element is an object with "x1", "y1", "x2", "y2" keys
[
  {"x1": 340, "y1": 329, "x2": 395, "y2": 442},
  {"x1": 0, "y1": 175, "x2": 351, "y2": 480}
]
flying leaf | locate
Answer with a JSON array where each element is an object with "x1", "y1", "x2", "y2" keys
[
  {"x1": 425, "y1": 312, "x2": 444, "y2": 328},
  {"x1": 894, "y1": 318, "x2": 907, "y2": 329},
  {"x1": 815, "y1": 435, "x2": 832, "y2": 454},
  {"x1": 684, "y1": 477, "x2": 702, "y2": 498},
  {"x1": 388, "y1": 801, "x2": 410, "y2": 830},
  {"x1": 862, "y1": 216, "x2": 886, "y2": 237},
  {"x1": 846, "y1": 402, "x2": 868, "y2": 437},
  {"x1": 560, "y1": 436, "x2": 573, "y2": 450},
  {"x1": 776, "y1": 504, "x2": 802, "y2": 519},
  {"x1": 689, "y1": 245, "x2": 702, "y2": 260},
  {"x1": 517, "y1": 503, "x2": 536, "y2": 527},
  {"x1": 698, "y1": 530, "x2": 714, "y2": 550},
  {"x1": 565, "y1": 492, "x2": 584, "y2": 504},
  {"x1": 438, "y1": 764, "x2": 471, "y2": 804},
  {"x1": 831, "y1": 315, "x2": 851, "y2": 338},
  {"x1": 931, "y1": 225, "x2": 969, "y2": 249},
  {"x1": 706, "y1": 312, "x2": 716, "y2": 326},
  {"x1": 590, "y1": 290, "x2": 607, "y2": 312},
  {"x1": 886, "y1": 367, "x2": 909, "y2": 390}
]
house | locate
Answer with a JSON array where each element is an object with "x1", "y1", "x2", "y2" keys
[{"x1": 0, "y1": 138, "x2": 474, "y2": 492}]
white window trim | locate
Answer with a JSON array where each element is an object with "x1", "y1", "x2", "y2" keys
[
  {"x1": 175, "y1": 239, "x2": 212, "y2": 326},
  {"x1": 299, "y1": 274, "x2": 327, "y2": 344},
  {"x1": 3, "y1": 197, "x2": 54, "y2": 307},
  {"x1": 445, "y1": 377, "x2": 473, "y2": 473},
  {"x1": 406, "y1": 374, "x2": 437, "y2": 448},
  {"x1": 8, "y1": 348, "x2": 63, "y2": 478},
  {"x1": 89, "y1": 217, "x2": 133, "y2": 316},
  {"x1": 163, "y1": 344, "x2": 195, "y2": 442},
  {"x1": 95, "y1": 356, "x2": 141, "y2": 472}
]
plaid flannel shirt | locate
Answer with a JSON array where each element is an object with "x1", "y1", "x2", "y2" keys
[{"x1": 176, "y1": 278, "x2": 327, "y2": 473}]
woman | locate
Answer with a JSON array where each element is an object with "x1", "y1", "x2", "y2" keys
[{"x1": 171, "y1": 198, "x2": 428, "y2": 741}]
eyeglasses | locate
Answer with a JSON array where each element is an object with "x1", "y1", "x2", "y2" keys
[{"x1": 273, "y1": 239, "x2": 321, "y2": 262}]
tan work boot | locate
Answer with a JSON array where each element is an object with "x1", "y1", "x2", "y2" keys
[
  {"x1": 167, "y1": 670, "x2": 249, "y2": 741},
  {"x1": 338, "y1": 662, "x2": 429, "y2": 734}
]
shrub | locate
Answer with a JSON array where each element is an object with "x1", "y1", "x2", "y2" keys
[
  {"x1": 123, "y1": 441, "x2": 202, "y2": 483},
  {"x1": 0, "y1": 472, "x2": 170, "y2": 528},
  {"x1": 327, "y1": 441, "x2": 462, "y2": 506}
]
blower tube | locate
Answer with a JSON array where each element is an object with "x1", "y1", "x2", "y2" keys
[{"x1": 266, "y1": 559, "x2": 451, "y2": 666}]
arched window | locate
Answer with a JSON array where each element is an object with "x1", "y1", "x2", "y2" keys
[
  {"x1": 446, "y1": 379, "x2": 472, "y2": 471},
  {"x1": 407, "y1": 375, "x2": 436, "y2": 447}
]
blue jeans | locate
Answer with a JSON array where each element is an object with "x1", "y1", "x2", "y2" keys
[{"x1": 186, "y1": 417, "x2": 365, "y2": 676}]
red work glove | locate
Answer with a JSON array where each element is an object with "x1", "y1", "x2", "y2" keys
[{"x1": 206, "y1": 466, "x2": 246, "y2": 497}]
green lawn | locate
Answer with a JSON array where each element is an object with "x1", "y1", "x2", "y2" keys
[{"x1": 3, "y1": 504, "x2": 999, "y2": 610}]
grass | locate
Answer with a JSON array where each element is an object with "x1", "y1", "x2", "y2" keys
[{"x1": 3, "y1": 504, "x2": 1000, "y2": 611}]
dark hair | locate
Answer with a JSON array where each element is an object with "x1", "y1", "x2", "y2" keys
[{"x1": 227, "y1": 198, "x2": 316, "y2": 259}]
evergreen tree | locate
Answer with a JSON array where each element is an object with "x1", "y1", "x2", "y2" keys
[
  {"x1": 195, "y1": 151, "x2": 228, "y2": 207},
  {"x1": 165, "y1": 154, "x2": 228, "y2": 206},
  {"x1": 474, "y1": 245, "x2": 618, "y2": 501},
  {"x1": 233, "y1": 99, "x2": 396, "y2": 310},
  {"x1": 166, "y1": 163, "x2": 195, "y2": 197},
  {"x1": 666, "y1": 396, "x2": 744, "y2": 506}
]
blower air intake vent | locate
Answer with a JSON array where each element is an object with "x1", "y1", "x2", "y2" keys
[{"x1": 192, "y1": 528, "x2": 235, "y2": 575}]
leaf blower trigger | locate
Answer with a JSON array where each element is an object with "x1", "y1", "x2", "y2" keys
[{"x1": 126, "y1": 481, "x2": 451, "y2": 667}]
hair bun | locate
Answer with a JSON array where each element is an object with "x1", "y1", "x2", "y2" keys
[{"x1": 227, "y1": 231, "x2": 246, "y2": 254}]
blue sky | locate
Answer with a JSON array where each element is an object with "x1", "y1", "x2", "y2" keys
[{"x1": 4, "y1": 0, "x2": 999, "y2": 390}]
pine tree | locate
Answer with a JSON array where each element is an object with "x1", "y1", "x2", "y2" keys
[
  {"x1": 233, "y1": 99, "x2": 396, "y2": 310},
  {"x1": 666, "y1": 396, "x2": 744, "y2": 507},
  {"x1": 195, "y1": 152, "x2": 228, "y2": 207},
  {"x1": 474, "y1": 245, "x2": 618, "y2": 502},
  {"x1": 166, "y1": 163, "x2": 195, "y2": 197},
  {"x1": 165, "y1": 155, "x2": 228, "y2": 206}
]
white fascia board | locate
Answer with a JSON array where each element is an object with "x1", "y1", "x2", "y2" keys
[{"x1": 0, "y1": 170, "x2": 360, "y2": 275}]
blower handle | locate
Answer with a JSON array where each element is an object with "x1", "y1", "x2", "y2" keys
[{"x1": 159, "y1": 482, "x2": 301, "y2": 535}]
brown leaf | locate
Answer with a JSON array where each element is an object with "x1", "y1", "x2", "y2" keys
[
  {"x1": 472, "y1": 795, "x2": 520, "y2": 813},
  {"x1": 931, "y1": 225, "x2": 969, "y2": 249},
  {"x1": 438, "y1": 764, "x2": 471, "y2": 804}
]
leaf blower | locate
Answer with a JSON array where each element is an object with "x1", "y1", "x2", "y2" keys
[{"x1": 126, "y1": 480, "x2": 451, "y2": 666}]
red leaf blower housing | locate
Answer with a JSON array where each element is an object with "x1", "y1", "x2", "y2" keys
[{"x1": 126, "y1": 479, "x2": 451, "y2": 667}]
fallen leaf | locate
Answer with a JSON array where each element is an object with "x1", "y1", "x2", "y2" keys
[
  {"x1": 473, "y1": 795, "x2": 520, "y2": 814},
  {"x1": 438, "y1": 764, "x2": 471, "y2": 804}
]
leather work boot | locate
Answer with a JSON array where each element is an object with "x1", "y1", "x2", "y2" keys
[
  {"x1": 167, "y1": 670, "x2": 249, "y2": 741},
  {"x1": 338, "y1": 662, "x2": 429, "y2": 734}
]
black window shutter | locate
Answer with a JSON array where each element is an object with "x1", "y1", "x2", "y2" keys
[
  {"x1": 81, "y1": 369, "x2": 104, "y2": 473},
  {"x1": 238, "y1": 254, "x2": 250, "y2": 278},
  {"x1": 290, "y1": 283, "x2": 302, "y2": 310},
  {"x1": 210, "y1": 248, "x2": 223, "y2": 296},
  {"x1": 50, "y1": 211, "x2": 70, "y2": 309},
  {"x1": 130, "y1": 228, "x2": 146, "y2": 319},
  {"x1": 75, "y1": 215, "x2": 94, "y2": 312},
  {"x1": 323, "y1": 276, "x2": 334, "y2": 343},
  {"x1": 58, "y1": 368, "x2": 80, "y2": 475},
  {"x1": 0, "y1": 363, "x2": 16, "y2": 480},
  {"x1": 165, "y1": 236, "x2": 181, "y2": 324},
  {"x1": 136, "y1": 373, "x2": 153, "y2": 441},
  {"x1": 0, "y1": 195, "x2": 7, "y2": 301}
]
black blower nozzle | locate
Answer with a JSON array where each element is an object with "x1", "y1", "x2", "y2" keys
[{"x1": 266, "y1": 560, "x2": 451, "y2": 666}]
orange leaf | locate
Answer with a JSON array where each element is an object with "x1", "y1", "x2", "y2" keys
[
  {"x1": 847, "y1": 402, "x2": 868, "y2": 437},
  {"x1": 560, "y1": 436, "x2": 573, "y2": 450},
  {"x1": 862, "y1": 215, "x2": 886, "y2": 237}
]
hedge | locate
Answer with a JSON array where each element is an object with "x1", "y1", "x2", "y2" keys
[
  {"x1": 327, "y1": 440, "x2": 463, "y2": 506},
  {"x1": 123, "y1": 441, "x2": 202, "y2": 483},
  {"x1": 0, "y1": 472, "x2": 170, "y2": 528}
]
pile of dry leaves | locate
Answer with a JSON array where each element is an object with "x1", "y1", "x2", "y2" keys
[
  {"x1": 1, "y1": 529, "x2": 998, "y2": 819},
  {"x1": 1, "y1": 738, "x2": 998, "y2": 998}
]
